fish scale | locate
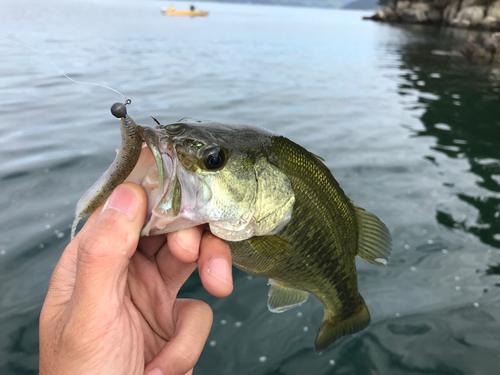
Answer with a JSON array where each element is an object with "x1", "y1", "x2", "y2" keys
[
  {"x1": 273, "y1": 138, "x2": 360, "y2": 308},
  {"x1": 229, "y1": 135, "x2": 369, "y2": 351}
]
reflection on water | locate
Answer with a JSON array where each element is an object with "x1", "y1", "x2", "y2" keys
[
  {"x1": 391, "y1": 26, "x2": 500, "y2": 291},
  {"x1": 3, "y1": 310, "x2": 39, "y2": 375},
  {"x1": 438, "y1": 194, "x2": 500, "y2": 248}
]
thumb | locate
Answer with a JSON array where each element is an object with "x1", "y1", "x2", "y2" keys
[{"x1": 73, "y1": 182, "x2": 147, "y2": 305}]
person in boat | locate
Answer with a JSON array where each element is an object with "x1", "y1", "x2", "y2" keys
[
  {"x1": 39, "y1": 183, "x2": 233, "y2": 375},
  {"x1": 169, "y1": 5, "x2": 175, "y2": 11},
  {"x1": 190, "y1": 5, "x2": 195, "y2": 11}
]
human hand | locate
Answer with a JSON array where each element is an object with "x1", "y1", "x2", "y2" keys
[{"x1": 39, "y1": 182, "x2": 233, "y2": 375}]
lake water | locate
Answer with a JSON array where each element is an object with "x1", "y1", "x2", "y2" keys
[{"x1": 1, "y1": 0, "x2": 500, "y2": 374}]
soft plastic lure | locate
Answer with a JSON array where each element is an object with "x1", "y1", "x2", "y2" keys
[{"x1": 71, "y1": 101, "x2": 143, "y2": 238}]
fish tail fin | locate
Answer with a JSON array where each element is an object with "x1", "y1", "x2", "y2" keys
[{"x1": 314, "y1": 295, "x2": 370, "y2": 353}]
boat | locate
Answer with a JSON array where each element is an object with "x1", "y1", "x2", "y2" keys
[{"x1": 161, "y1": 7, "x2": 209, "y2": 17}]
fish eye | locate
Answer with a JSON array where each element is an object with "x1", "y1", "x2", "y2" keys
[{"x1": 202, "y1": 147, "x2": 226, "y2": 170}]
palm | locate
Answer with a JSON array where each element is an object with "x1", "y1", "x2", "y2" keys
[
  {"x1": 41, "y1": 235, "x2": 212, "y2": 375},
  {"x1": 126, "y1": 236, "x2": 212, "y2": 372},
  {"x1": 40, "y1": 184, "x2": 231, "y2": 375}
]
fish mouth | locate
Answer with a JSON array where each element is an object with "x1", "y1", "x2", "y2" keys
[{"x1": 124, "y1": 125, "x2": 212, "y2": 236}]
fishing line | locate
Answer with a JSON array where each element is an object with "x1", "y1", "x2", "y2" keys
[{"x1": 1, "y1": 37, "x2": 129, "y2": 102}]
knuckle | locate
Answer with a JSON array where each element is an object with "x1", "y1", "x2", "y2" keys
[
  {"x1": 172, "y1": 346, "x2": 199, "y2": 370},
  {"x1": 97, "y1": 214, "x2": 137, "y2": 250},
  {"x1": 77, "y1": 230, "x2": 112, "y2": 265},
  {"x1": 205, "y1": 234, "x2": 231, "y2": 254},
  {"x1": 78, "y1": 214, "x2": 137, "y2": 260},
  {"x1": 78, "y1": 229, "x2": 104, "y2": 256},
  {"x1": 194, "y1": 300, "x2": 213, "y2": 322}
]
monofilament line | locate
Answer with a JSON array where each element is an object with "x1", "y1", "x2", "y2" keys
[{"x1": 1, "y1": 38, "x2": 128, "y2": 100}]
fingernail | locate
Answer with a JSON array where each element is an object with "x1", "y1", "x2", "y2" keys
[
  {"x1": 102, "y1": 185, "x2": 138, "y2": 219},
  {"x1": 145, "y1": 368, "x2": 163, "y2": 375},
  {"x1": 173, "y1": 228, "x2": 199, "y2": 254},
  {"x1": 208, "y1": 258, "x2": 233, "y2": 286}
]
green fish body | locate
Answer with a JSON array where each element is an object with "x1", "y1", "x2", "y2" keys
[{"x1": 72, "y1": 115, "x2": 391, "y2": 353}]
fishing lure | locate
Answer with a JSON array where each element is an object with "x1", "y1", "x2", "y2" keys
[
  {"x1": 71, "y1": 101, "x2": 143, "y2": 238},
  {"x1": 0, "y1": 38, "x2": 147, "y2": 238}
]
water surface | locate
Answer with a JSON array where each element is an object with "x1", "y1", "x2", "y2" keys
[{"x1": 1, "y1": 1, "x2": 499, "y2": 374}]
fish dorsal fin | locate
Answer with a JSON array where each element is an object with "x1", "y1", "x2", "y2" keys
[
  {"x1": 247, "y1": 235, "x2": 293, "y2": 258},
  {"x1": 354, "y1": 206, "x2": 392, "y2": 266},
  {"x1": 311, "y1": 152, "x2": 325, "y2": 162},
  {"x1": 267, "y1": 279, "x2": 309, "y2": 313}
]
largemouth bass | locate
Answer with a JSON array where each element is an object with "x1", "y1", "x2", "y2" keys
[{"x1": 72, "y1": 103, "x2": 392, "y2": 353}]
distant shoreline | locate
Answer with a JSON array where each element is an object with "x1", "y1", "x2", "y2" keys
[
  {"x1": 157, "y1": 0, "x2": 380, "y2": 11},
  {"x1": 363, "y1": 0, "x2": 500, "y2": 31}
]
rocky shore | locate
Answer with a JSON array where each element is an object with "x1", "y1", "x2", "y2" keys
[
  {"x1": 458, "y1": 32, "x2": 500, "y2": 62},
  {"x1": 364, "y1": 0, "x2": 500, "y2": 31}
]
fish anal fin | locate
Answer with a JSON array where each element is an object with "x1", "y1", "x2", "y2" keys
[
  {"x1": 267, "y1": 279, "x2": 309, "y2": 313},
  {"x1": 314, "y1": 295, "x2": 370, "y2": 353},
  {"x1": 354, "y1": 206, "x2": 392, "y2": 267},
  {"x1": 247, "y1": 235, "x2": 293, "y2": 258}
]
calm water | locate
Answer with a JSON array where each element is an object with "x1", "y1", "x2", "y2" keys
[{"x1": 1, "y1": 0, "x2": 500, "y2": 374}]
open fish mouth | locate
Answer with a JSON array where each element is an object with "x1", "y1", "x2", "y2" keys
[
  {"x1": 72, "y1": 113, "x2": 294, "y2": 242},
  {"x1": 124, "y1": 125, "x2": 213, "y2": 236}
]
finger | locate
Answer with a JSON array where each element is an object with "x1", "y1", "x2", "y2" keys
[
  {"x1": 145, "y1": 299, "x2": 213, "y2": 375},
  {"x1": 197, "y1": 232, "x2": 233, "y2": 298},
  {"x1": 129, "y1": 242, "x2": 199, "y2": 339},
  {"x1": 138, "y1": 235, "x2": 168, "y2": 259},
  {"x1": 73, "y1": 182, "x2": 147, "y2": 305},
  {"x1": 166, "y1": 226, "x2": 204, "y2": 264},
  {"x1": 128, "y1": 250, "x2": 178, "y2": 341},
  {"x1": 44, "y1": 202, "x2": 107, "y2": 305},
  {"x1": 156, "y1": 241, "x2": 197, "y2": 295}
]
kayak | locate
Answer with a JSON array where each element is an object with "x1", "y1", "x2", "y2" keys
[{"x1": 162, "y1": 8, "x2": 209, "y2": 16}]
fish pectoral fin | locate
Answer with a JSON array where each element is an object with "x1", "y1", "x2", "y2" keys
[
  {"x1": 315, "y1": 295, "x2": 371, "y2": 353},
  {"x1": 247, "y1": 235, "x2": 293, "y2": 258},
  {"x1": 354, "y1": 206, "x2": 392, "y2": 267},
  {"x1": 267, "y1": 279, "x2": 309, "y2": 313}
]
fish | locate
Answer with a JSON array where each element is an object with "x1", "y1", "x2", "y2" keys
[{"x1": 72, "y1": 103, "x2": 392, "y2": 353}]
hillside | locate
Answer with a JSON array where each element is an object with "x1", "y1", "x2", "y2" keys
[
  {"x1": 343, "y1": 0, "x2": 379, "y2": 10},
  {"x1": 186, "y1": 0, "x2": 344, "y2": 9}
]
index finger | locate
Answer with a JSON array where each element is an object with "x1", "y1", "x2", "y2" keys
[
  {"x1": 166, "y1": 226, "x2": 205, "y2": 263},
  {"x1": 165, "y1": 228, "x2": 233, "y2": 298}
]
